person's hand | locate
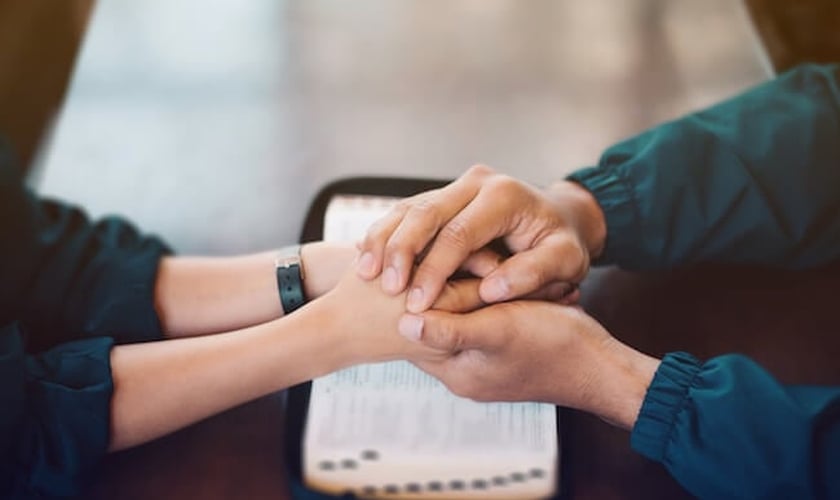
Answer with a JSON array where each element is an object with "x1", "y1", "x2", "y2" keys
[
  {"x1": 398, "y1": 301, "x2": 660, "y2": 430},
  {"x1": 315, "y1": 264, "x2": 486, "y2": 365},
  {"x1": 355, "y1": 165, "x2": 607, "y2": 313}
]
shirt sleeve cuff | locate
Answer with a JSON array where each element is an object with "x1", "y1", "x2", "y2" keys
[
  {"x1": 630, "y1": 351, "x2": 702, "y2": 462},
  {"x1": 77, "y1": 229, "x2": 171, "y2": 345},
  {"x1": 2, "y1": 323, "x2": 115, "y2": 497},
  {"x1": 566, "y1": 166, "x2": 641, "y2": 266}
]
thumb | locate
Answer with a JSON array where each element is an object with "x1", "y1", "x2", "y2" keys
[
  {"x1": 479, "y1": 235, "x2": 587, "y2": 302},
  {"x1": 398, "y1": 307, "x2": 506, "y2": 352}
]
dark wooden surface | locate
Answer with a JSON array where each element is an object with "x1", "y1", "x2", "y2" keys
[
  {"x1": 566, "y1": 264, "x2": 840, "y2": 499},
  {"x1": 36, "y1": 1, "x2": 787, "y2": 498},
  {"x1": 80, "y1": 263, "x2": 840, "y2": 500}
]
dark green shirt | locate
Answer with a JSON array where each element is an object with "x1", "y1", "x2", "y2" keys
[
  {"x1": 571, "y1": 63, "x2": 840, "y2": 499},
  {"x1": 0, "y1": 143, "x2": 169, "y2": 497}
]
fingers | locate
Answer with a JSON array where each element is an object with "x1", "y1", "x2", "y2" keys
[
  {"x1": 381, "y1": 190, "x2": 474, "y2": 294},
  {"x1": 430, "y1": 275, "x2": 577, "y2": 314},
  {"x1": 432, "y1": 279, "x2": 485, "y2": 313},
  {"x1": 558, "y1": 287, "x2": 581, "y2": 305},
  {"x1": 355, "y1": 202, "x2": 413, "y2": 280},
  {"x1": 397, "y1": 306, "x2": 508, "y2": 352},
  {"x1": 461, "y1": 249, "x2": 581, "y2": 303},
  {"x1": 460, "y1": 247, "x2": 581, "y2": 303},
  {"x1": 356, "y1": 166, "x2": 493, "y2": 294},
  {"x1": 459, "y1": 248, "x2": 504, "y2": 278},
  {"x1": 405, "y1": 192, "x2": 512, "y2": 312},
  {"x1": 523, "y1": 281, "x2": 579, "y2": 303},
  {"x1": 478, "y1": 234, "x2": 587, "y2": 303}
]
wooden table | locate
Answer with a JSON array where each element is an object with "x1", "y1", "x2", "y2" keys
[
  {"x1": 80, "y1": 262, "x2": 840, "y2": 500},
  {"x1": 31, "y1": 1, "x2": 798, "y2": 498}
]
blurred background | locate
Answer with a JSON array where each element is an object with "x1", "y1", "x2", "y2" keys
[{"x1": 1, "y1": 0, "x2": 838, "y2": 254}]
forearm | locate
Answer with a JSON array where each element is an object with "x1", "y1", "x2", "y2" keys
[
  {"x1": 154, "y1": 242, "x2": 355, "y2": 337},
  {"x1": 109, "y1": 300, "x2": 348, "y2": 451},
  {"x1": 110, "y1": 264, "x2": 439, "y2": 451},
  {"x1": 7, "y1": 268, "x2": 429, "y2": 494},
  {"x1": 579, "y1": 338, "x2": 660, "y2": 430},
  {"x1": 153, "y1": 252, "x2": 281, "y2": 336},
  {"x1": 570, "y1": 63, "x2": 840, "y2": 270}
]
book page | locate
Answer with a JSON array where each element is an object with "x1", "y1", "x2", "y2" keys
[{"x1": 304, "y1": 195, "x2": 559, "y2": 499}]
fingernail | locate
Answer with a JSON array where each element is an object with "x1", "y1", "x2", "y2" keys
[
  {"x1": 482, "y1": 276, "x2": 510, "y2": 302},
  {"x1": 406, "y1": 287, "x2": 425, "y2": 312},
  {"x1": 357, "y1": 252, "x2": 376, "y2": 277},
  {"x1": 398, "y1": 314, "x2": 424, "y2": 341},
  {"x1": 382, "y1": 266, "x2": 400, "y2": 293}
]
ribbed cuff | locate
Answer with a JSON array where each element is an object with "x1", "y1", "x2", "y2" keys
[
  {"x1": 1, "y1": 323, "x2": 115, "y2": 497},
  {"x1": 566, "y1": 166, "x2": 639, "y2": 265},
  {"x1": 630, "y1": 351, "x2": 702, "y2": 463},
  {"x1": 23, "y1": 335, "x2": 115, "y2": 496},
  {"x1": 76, "y1": 229, "x2": 172, "y2": 345}
]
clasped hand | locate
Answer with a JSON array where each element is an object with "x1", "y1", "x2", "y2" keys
[{"x1": 351, "y1": 165, "x2": 659, "y2": 430}]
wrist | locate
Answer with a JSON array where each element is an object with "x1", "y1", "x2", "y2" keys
[
  {"x1": 546, "y1": 180, "x2": 607, "y2": 259},
  {"x1": 586, "y1": 338, "x2": 660, "y2": 430},
  {"x1": 300, "y1": 242, "x2": 356, "y2": 299},
  {"x1": 285, "y1": 297, "x2": 358, "y2": 373},
  {"x1": 312, "y1": 279, "x2": 416, "y2": 368}
]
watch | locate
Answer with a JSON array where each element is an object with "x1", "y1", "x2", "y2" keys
[{"x1": 276, "y1": 244, "x2": 307, "y2": 314}]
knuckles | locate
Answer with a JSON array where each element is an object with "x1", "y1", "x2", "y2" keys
[
  {"x1": 438, "y1": 218, "x2": 472, "y2": 249},
  {"x1": 553, "y1": 237, "x2": 588, "y2": 280},
  {"x1": 432, "y1": 318, "x2": 465, "y2": 352},
  {"x1": 383, "y1": 239, "x2": 409, "y2": 259},
  {"x1": 485, "y1": 174, "x2": 522, "y2": 195},
  {"x1": 362, "y1": 215, "x2": 399, "y2": 247},
  {"x1": 404, "y1": 198, "x2": 440, "y2": 226},
  {"x1": 465, "y1": 164, "x2": 495, "y2": 179}
]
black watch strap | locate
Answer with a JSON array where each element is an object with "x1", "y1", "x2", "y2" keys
[{"x1": 276, "y1": 245, "x2": 306, "y2": 314}]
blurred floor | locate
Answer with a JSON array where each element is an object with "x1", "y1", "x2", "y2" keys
[{"x1": 37, "y1": 0, "x2": 768, "y2": 254}]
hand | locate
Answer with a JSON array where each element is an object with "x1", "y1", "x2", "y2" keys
[
  {"x1": 355, "y1": 165, "x2": 606, "y2": 313},
  {"x1": 316, "y1": 264, "x2": 486, "y2": 365},
  {"x1": 398, "y1": 301, "x2": 660, "y2": 430}
]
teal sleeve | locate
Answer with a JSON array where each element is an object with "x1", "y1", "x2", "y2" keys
[
  {"x1": 568, "y1": 63, "x2": 840, "y2": 269},
  {"x1": 0, "y1": 140, "x2": 171, "y2": 351},
  {"x1": 1, "y1": 323, "x2": 114, "y2": 498},
  {"x1": 0, "y1": 139, "x2": 172, "y2": 495},
  {"x1": 631, "y1": 352, "x2": 840, "y2": 499}
]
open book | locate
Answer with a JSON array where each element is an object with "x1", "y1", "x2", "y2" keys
[{"x1": 303, "y1": 194, "x2": 559, "y2": 499}]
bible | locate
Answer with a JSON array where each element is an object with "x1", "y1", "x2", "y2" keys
[{"x1": 295, "y1": 193, "x2": 561, "y2": 499}]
